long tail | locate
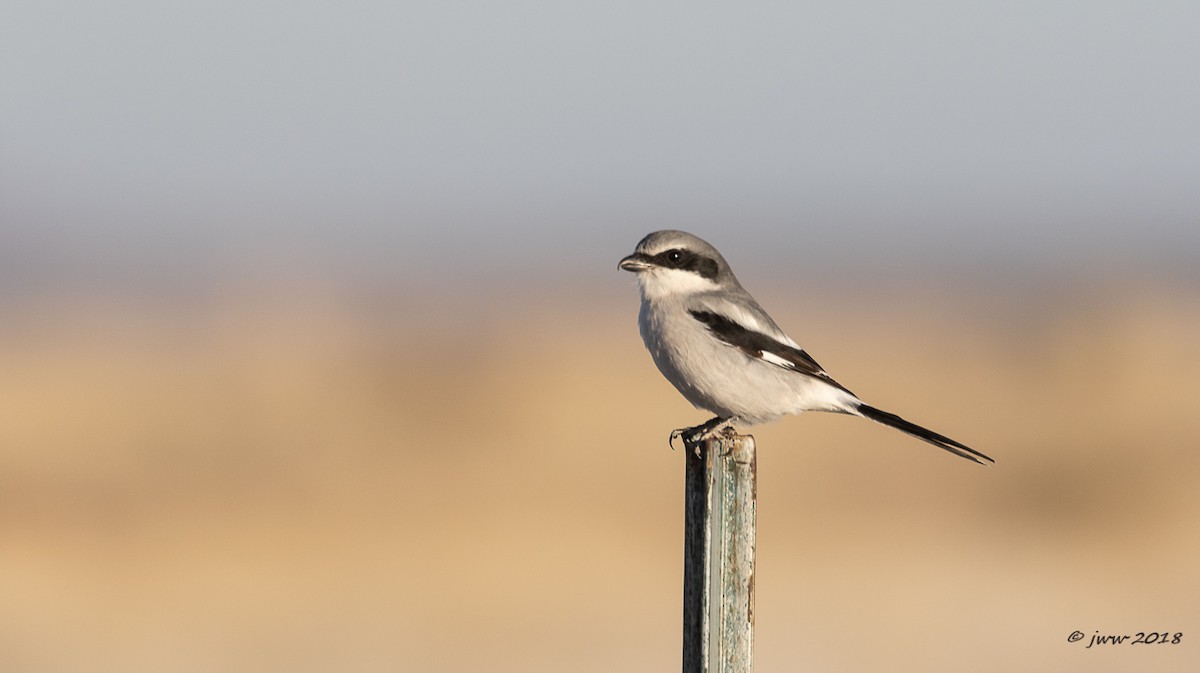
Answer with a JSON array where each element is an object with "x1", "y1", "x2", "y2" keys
[{"x1": 856, "y1": 404, "x2": 994, "y2": 466}]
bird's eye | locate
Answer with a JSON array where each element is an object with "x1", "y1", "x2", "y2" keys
[{"x1": 667, "y1": 250, "x2": 684, "y2": 264}]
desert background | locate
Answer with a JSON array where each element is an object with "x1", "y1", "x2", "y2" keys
[{"x1": 3, "y1": 2, "x2": 1199, "y2": 672}]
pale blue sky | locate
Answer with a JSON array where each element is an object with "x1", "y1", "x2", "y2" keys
[{"x1": 3, "y1": 1, "x2": 1198, "y2": 293}]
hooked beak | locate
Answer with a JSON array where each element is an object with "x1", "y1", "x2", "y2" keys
[{"x1": 618, "y1": 252, "x2": 651, "y2": 272}]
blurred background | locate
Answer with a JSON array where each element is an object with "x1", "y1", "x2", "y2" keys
[{"x1": 2, "y1": 2, "x2": 1199, "y2": 671}]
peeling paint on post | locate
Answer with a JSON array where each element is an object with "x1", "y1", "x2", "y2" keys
[{"x1": 683, "y1": 433, "x2": 756, "y2": 673}]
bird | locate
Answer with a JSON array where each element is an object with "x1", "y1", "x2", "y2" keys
[{"x1": 618, "y1": 230, "x2": 993, "y2": 465}]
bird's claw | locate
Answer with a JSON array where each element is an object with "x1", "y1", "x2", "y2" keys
[
  {"x1": 668, "y1": 418, "x2": 733, "y2": 458},
  {"x1": 669, "y1": 427, "x2": 703, "y2": 455},
  {"x1": 673, "y1": 427, "x2": 704, "y2": 458}
]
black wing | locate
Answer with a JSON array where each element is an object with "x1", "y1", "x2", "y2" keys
[{"x1": 689, "y1": 309, "x2": 855, "y2": 396}]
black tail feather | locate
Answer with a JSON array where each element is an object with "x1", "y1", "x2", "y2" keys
[{"x1": 856, "y1": 404, "x2": 994, "y2": 466}]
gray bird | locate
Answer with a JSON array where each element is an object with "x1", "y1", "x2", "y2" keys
[{"x1": 618, "y1": 230, "x2": 993, "y2": 465}]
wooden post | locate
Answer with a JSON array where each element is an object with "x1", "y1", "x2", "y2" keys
[{"x1": 683, "y1": 433, "x2": 756, "y2": 673}]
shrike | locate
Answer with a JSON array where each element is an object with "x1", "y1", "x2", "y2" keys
[{"x1": 618, "y1": 230, "x2": 993, "y2": 465}]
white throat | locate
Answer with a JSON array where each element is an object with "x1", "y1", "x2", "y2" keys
[{"x1": 636, "y1": 267, "x2": 720, "y2": 301}]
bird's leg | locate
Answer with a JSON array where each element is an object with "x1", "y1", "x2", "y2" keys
[
  {"x1": 669, "y1": 416, "x2": 735, "y2": 457},
  {"x1": 669, "y1": 416, "x2": 725, "y2": 449}
]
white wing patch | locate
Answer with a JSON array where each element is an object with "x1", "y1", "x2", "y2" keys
[{"x1": 759, "y1": 350, "x2": 796, "y2": 369}]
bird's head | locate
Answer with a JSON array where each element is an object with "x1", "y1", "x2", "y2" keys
[{"x1": 618, "y1": 230, "x2": 737, "y2": 301}]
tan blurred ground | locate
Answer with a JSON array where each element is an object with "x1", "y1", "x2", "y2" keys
[{"x1": 1, "y1": 280, "x2": 1198, "y2": 672}]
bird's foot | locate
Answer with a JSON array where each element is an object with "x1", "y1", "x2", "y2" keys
[{"x1": 669, "y1": 417, "x2": 736, "y2": 457}]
